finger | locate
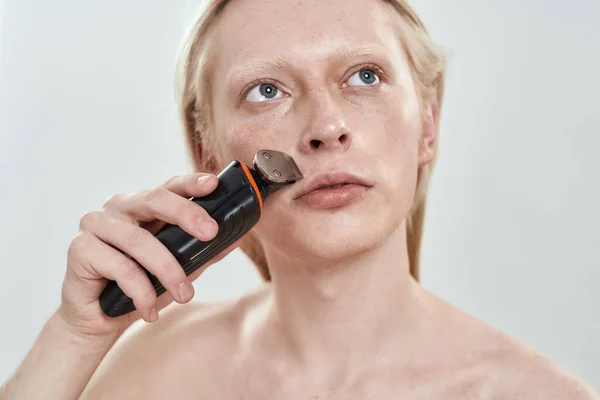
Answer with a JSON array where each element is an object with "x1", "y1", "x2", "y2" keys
[
  {"x1": 153, "y1": 240, "x2": 242, "y2": 313},
  {"x1": 103, "y1": 173, "x2": 218, "y2": 213},
  {"x1": 186, "y1": 239, "x2": 242, "y2": 283},
  {"x1": 103, "y1": 172, "x2": 219, "y2": 214},
  {"x1": 80, "y1": 212, "x2": 196, "y2": 306},
  {"x1": 102, "y1": 183, "x2": 219, "y2": 242},
  {"x1": 67, "y1": 232, "x2": 158, "y2": 322},
  {"x1": 161, "y1": 172, "x2": 219, "y2": 198}
]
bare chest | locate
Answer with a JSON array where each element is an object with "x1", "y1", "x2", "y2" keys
[{"x1": 167, "y1": 363, "x2": 498, "y2": 400}]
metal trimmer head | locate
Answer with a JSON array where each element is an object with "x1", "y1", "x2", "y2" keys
[{"x1": 253, "y1": 149, "x2": 304, "y2": 187}]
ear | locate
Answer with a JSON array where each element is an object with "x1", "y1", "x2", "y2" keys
[{"x1": 418, "y1": 101, "x2": 439, "y2": 167}]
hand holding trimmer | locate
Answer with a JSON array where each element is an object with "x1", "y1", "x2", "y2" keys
[{"x1": 99, "y1": 149, "x2": 303, "y2": 317}]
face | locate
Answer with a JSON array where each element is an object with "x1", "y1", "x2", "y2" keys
[{"x1": 207, "y1": 0, "x2": 437, "y2": 265}]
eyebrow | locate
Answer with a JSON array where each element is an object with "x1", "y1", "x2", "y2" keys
[
  {"x1": 227, "y1": 57, "x2": 294, "y2": 84},
  {"x1": 226, "y1": 44, "x2": 393, "y2": 87},
  {"x1": 331, "y1": 44, "x2": 393, "y2": 64}
]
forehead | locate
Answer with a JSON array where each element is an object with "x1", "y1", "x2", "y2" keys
[{"x1": 212, "y1": 0, "x2": 403, "y2": 70}]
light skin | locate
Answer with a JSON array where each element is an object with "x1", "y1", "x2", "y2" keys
[{"x1": 1, "y1": 0, "x2": 598, "y2": 399}]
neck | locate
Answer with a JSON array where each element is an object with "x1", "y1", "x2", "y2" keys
[{"x1": 259, "y1": 221, "x2": 429, "y2": 382}]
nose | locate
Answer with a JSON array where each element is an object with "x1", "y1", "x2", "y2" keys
[{"x1": 299, "y1": 91, "x2": 352, "y2": 153}]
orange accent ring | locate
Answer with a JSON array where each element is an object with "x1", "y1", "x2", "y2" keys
[{"x1": 240, "y1": 162, "x2": 263, "y2": 213}]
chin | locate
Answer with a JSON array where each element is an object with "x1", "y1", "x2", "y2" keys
[
  {"x1": 297, "y1": 226, "x2": 384, "y2": 261},
  {"x1": 260, "y1": 198, "x2": 404, "y2": 263}
]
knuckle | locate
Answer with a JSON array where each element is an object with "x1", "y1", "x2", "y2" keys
[
  {"x1": 119, "y1": 260, "x2": 142, "y2": 281},
  {"x1": 134, "y1": 295, "x2": 155, "y2": 313},
  {"x1": 79, "y1": 210, "x2": 100, "y2": 230},
  {"x1": 164, "y1": 259, "x2": 184, "y2": 281},
  {"x1": 142, "y1": 284, "x2": 157, "y2": 299},
  {"x1": 126, "y1": 227, "x2": 149, "y2": 248},
  {"x1": 153, "y1": 259, "x2": 180, "y2": 280},
  {"x1": 142, "y1": 186, "x2": 166, "y2": 204},
  {"x1": 154, "y1": 259, "x2": 184, "y2": 288},
  {"x1": 189, "y1": 203, "x2": 208, "y2": 221},
  {"x1": 162, "y1": 175, "x2": 181, "y2": 188},
  {"x1": 135, "y1": 297, "x2": 155, "y2": 312},
  {"x1": 102, "y1": 193, "x2": 123, "y2": 209},
  {"x1": 130, "y1": 279, "x2": 156, "y2": 308},
  {"x1": 68, "y1": 232, "x2": 90, "y2": 257}
]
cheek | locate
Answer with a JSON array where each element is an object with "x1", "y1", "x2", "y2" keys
[
  {"x1": 381, "y1": 93, "x2": 422, "y2": 155},
  {"x1": 358, "y1": 92, "x2": 421, "y2": 169},
  {"x1": 383, "y1": 113, "x2": 421, "y2": 177},
  {"x1": 360, "y1": 93, "x2": 422, "y2": 210},
  {"x1": 217, "y1": 111, "x2": 293, "y2": 166},
  {"x1": 347, "y1": 84, "x2": 422, "y2": 153}
]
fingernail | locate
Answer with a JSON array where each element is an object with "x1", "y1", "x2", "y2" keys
[
  {"x1": 148, "y1": 307, "x2": 158, "y2": 322},
  {"x1": 197, "y1": 175, "x2": 210, "y2": 186},
  {"x1": 178, "y1": 281, "x2": 194, "y2": 302},
  {"x1": 197, "y1": 217, "x2": 217, "y2": 237}
]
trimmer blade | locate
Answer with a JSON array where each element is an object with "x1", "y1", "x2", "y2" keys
[{"x1": 253, "y1": 149, "x2": 304, "y2": 185}]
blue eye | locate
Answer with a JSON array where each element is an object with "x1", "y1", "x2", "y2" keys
[
  {"x1": 348, "y1": 69, "x2": 380, "y2": 86},
  {"x1": 245, "y1": 83, "x2": 282, "y2": 102}
]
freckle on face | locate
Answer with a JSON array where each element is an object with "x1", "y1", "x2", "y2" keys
[{"x1": 203, "y1": 0, "x2": 424, "y2": 262}]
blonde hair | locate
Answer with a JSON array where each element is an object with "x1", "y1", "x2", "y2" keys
[{"x1": 176, "y1": 0, "x2": 446, "y2": 282}]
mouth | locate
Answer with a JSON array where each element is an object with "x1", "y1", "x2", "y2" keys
[
  {"x1": 293, "y1": 171, "x2": 373, "y2": 201},
  {"x1": 317, "y1": 183, "x2": 346, "y2": 190}
]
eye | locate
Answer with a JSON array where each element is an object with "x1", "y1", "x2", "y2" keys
[
  {"x1": 245, "y1": 83, "x2": 283, "y2": 102},
  {"x1": 347, "y1": 69, "x2": 380, "y2": 86}
]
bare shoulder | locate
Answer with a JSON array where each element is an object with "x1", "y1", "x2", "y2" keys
[
  {"x1": 417, "y1": 290, "x2": 598, "y2": 399},
  {"x1": 81, "y1": 284, "x2": 271, "y2": 399},
  {"x1": 428, "y1": 293, "x2": 599, "y2": 400},
  {"x1": 490, "y1": 345, "x2": 599, "y2": 399}
]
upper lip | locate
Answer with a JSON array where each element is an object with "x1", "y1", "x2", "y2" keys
[{"x1": 293, "y1": 171, "x2": 373, "y2": 199}]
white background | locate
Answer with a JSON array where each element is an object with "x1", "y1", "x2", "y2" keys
[{"x1": 1, "y1": 0, "x2": 598, "y2": 389}]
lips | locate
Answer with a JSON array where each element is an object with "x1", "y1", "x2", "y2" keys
[{"x1": 293, "y1": 171, "x2": 372, "y2": 199}]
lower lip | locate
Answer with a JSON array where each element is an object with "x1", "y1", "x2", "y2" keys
[{"x1": 296, "y1": 184, "x2": 370, "y2": 209}]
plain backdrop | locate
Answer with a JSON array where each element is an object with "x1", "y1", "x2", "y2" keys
[{"x1": 1, "y1": 0, "x2": 598, "y2": 389}]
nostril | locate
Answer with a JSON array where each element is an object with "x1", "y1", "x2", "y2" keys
[{"x1": 310, "y1": 139, "x2": 322, "y2": 149}]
